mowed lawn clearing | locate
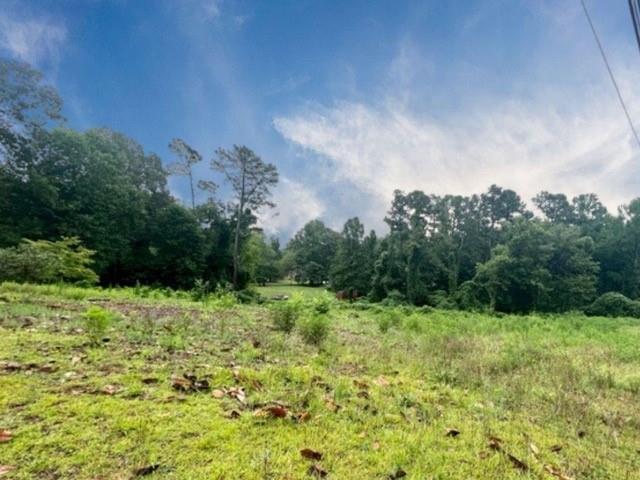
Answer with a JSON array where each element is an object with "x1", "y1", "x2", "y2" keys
[{"x1": 1, "y1": 283, "x2": 640, "y2": 479}]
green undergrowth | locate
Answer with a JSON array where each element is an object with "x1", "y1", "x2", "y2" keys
[{"x1": 0, "y1": 282, "x2": 639, "y2": 478}]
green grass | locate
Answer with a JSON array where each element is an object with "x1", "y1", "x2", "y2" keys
[
  {"x1": 254, "y1": 282, "x2": 329, "y2": 299},
  {"x1": 1, "y1": 283, "x2": 640, "y2": 478}
]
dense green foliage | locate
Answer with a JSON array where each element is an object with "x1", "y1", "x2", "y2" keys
[
  {"x1": 0, "y1": 58, "x2": 277, "y2": 290},
  {"x1": 0, "y1": 237, "x2": 98, "y2": 284},
  {"x1": 584, "y1": 292, "x2": 640, "y2": 318}
]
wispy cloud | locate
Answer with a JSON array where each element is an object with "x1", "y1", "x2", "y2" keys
[
  {"x1": 259, "y1": 177, "x2": 325, "y2": 236},
  {"x1": 274, "y1": 75, "x2": 640, "y2": 227},
  {"x1": 0, "y1": 9, "x2": 66, "y2": 66}
]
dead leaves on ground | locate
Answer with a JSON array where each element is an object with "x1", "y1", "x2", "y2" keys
[
  {"x1": 133, "y1": 464, "x2": 161, "y2": 476},
  {"x1": 300, "y1": 448, "x2": 323, "y2": 461},
  {"x1": 487, "y1": 436, "x2": 529, "y2": 472},
  {"x1": 307, "y1": 463, "x2": 328, "y2": 478},
  {"x1": 0, "y1": 360, "x2": 58, "y2": 374},
  {"x1": 171, "y1": 373, "x2": 210, "y2": 393},
  {"x1": 445, "y1": 427, "x2": 460, "y2": 437},
  {"x1": 0, "y1": 430, "x2": 12, "y2": 443},
  {"x1": 0, "y1": 466, "x2": 16, "y2": 477}
]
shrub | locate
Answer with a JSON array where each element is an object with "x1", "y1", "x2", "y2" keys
[
  {"x1": 298, "y1": 313, "x2": 330, "y2": 346},
  {"x1": 404, "y1": 314, "x2": 423, "y2": 333},
  {"x1": 454, "y1": 281, "x2": 487, "y2": 311},
  {"x1": 208, "y1": 287, "x2": 238, "y2": 309},
  {"x1": 584, "y1": 292, "x2": 640, "y2": 318},
  {"x1": 380, "y1": 290, "x2": 406, "y2": 307},
  {"x1": 270, "y1": 299, "x2": 302, "y2": 333},
  {"x1": 312, "y1": 294, "x2": 332, "y2": 314},
  {"x1": 190, "y1": 278, "x2": 210, "y2": 301},
  {"x1": 82, "y1": 306, "x2": 117, "y2": 345},
  {"x1": 0, "y1": 237, "x2": 98, "y2": 285},
  {"x1": 429, "y1": 290, "x2": 456, "y2": 309},
  {"x1": 236, "y1": 288, "x2": 264, "y2": 304},
  {"x1": 376, "y1": 309, "x2": 402, "y2": 333}
]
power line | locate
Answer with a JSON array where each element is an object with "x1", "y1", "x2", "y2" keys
[
  {"x1": 629, "y1": 0, "x2": 640, "y2": 56},
  {"x1": 580, "y1": 0, "x2": 640, "y2": 150}
]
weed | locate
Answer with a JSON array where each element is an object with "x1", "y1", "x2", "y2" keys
[
  {"x1": 82, "y1": 306, "x2": 117, "y2": 345},
  {"x1": 298, "y1": 312, "x2": 330, "y2": 346}
]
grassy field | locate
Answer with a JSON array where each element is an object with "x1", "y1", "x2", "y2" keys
[
  {"x1": 1, "y1": 283, "x2": 640, "y2": 479},
  {"x1": 254, "y1": 283, "x2": 329, "y2": 299}
]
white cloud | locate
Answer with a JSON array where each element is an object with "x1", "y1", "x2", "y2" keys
[
  {"x1": 0, "y1": 11, "x2": 66, "y2": 65},
  {"x1": 259, "y1": 177, "x2": 325, "y2": 236},
  {"x1": 274, "y1": 77, "x2": 640, "y2": 221},
  {"x1": 202, "y1": 0, "x2": 221, "y2": 19}
]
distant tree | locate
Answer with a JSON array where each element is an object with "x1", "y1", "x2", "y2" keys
[
  {"x1": 168, "y1": 138, "x2": 216, "y2": 209},
  {"x1": 287, "y1": 220, "x2": 339, "y2": 285},
  {"x1": 242, "y1": 230, "x2": 280, "y2": 285},
  {"x1": 533, "y1": 191, "x2": 574, "y2": 224},
  {"x1": 474, "y1": 219, "x2": 598, "y2": 312},
  {"x1": 330, "y1": 217, "x2": 374, "y2": 295},
  {"x1": 212, "y1": 145, "x2": 278, "y2": 289}
]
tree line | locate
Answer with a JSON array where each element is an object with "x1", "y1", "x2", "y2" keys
[
  {"x1": 1, "y1": 58, "x2": 278, "y2": 291},
  {"x1": 3, "y1": 57, "x2": 640, "y2": 315}
]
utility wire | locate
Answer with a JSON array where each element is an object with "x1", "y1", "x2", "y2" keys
[
  {"x1": 629, "y1": 0, "x2": 640, "y2": 56},
  {"x1": 580, "y1": 0, "x2": 640, "y2": 150}
]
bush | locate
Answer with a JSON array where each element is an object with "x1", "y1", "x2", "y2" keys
[
  {"x1": 0, "y1": 237, "x2": 98, "y2": 285},
  {"x1": 454, "y1": 281, "x2": 487, "y2": 311},
  {"x1": 82, "y1": 306, "x2": 117, "y2": 345},
  {"x1": 380, "y1": 290, "x2": 407, "y2": 307},
  {"x1": 236, "y1": 288, "x2": 263, "y2": 304},
  {"x1": 429, "y1": 290, "x2": 456, "y2": 309},
  {"x1": 584, "y1": 292, "x2": 640, "y2": 318},
  {"x1": 404, "y1": 314, "x2": 423, "y2": 333},
  {"x1": 190, "y1": 278, "x2": 211, "y2": 301},
  {"x1": 298, "y1": 313, "x2": 330, "y2": 346},
  {"x1": 376, "y1": 309, "x2": 403, "y2": 333},
  {"x1": 312, "y1": 294, "x2": 332, "y2": 314},
  {"x1": 270, "y1": 299, "x2": 303, "y2": 333}
]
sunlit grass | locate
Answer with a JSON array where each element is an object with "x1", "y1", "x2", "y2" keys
[{"x1": 1, "y1": 282, "x2": 639, "y2": 478}]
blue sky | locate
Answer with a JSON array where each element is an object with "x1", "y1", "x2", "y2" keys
[{"x1": 2, "y1": 0, "x2": 640, "y2": 238}]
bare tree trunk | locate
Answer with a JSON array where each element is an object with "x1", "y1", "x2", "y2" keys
[{"x1": 188, "y1": 169, "x2": 195, "y2": 210}]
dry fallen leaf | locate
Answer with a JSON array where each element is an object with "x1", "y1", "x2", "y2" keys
[
  {"x1": 529, "y1": 443, "x2": 540, "y2": 456},
  {"x1": 357, "y1": 390, "x2": 370, "y2": 399},
  {"x1": 544, "y1": 465, "x2": 575, "y2": 480},
  {"x1": 308, "y1": 463, "x2": 328, "y2": 478},
  {"x1": 0, "y1": 465, "x2": 15, "y2": 476},
  {"x1": 445, "y1": 428, "x2": 460, "y2": 437},
  {"x1": 372, "y1": 441, "x2": 380, "y2": 450},
  {"x1": 550, "y1": 444, "x2": 563, "y2": 453},
  {"x1": 294, "y1": 411, "x2": 312, "y2": 423},
  {"x1": 211, "y1": 389, "x2": 225, "y2": 399},
  {"x1": 388, "y1": 468, "x2": 407, "y2": 479},
  {"x1": 254, "y1": 405, "x2": 288, "y2": 418},
  {"x1": 353, "y1": 379, "x2": 368, "y2": 389},
  {"x1": 227, "y1": 410, "x2": 241, "y2": 419},
  {"x1": 324, "y1": 398, "x2": 340, "y2": 412},
  {"x1": 134, "y1": 464, "x2": 160, "y2": 476},
  {"x1": 506, "y1": 453, "x2": 529, "y2": 472},
  {"x1": 374, "y1": 375, "x2": 390, "y2": 387},
  {"x1": 486, "y1": 435, "x2": 528, "y2": 471},
  {"x1": 101, "y1": 384, "x2": 119, "y2": 395},
  {"x1": 227, "y1": 386, "x2": 246, "y2": 404},
  {"x1": 300, "y1": 448, "x2": 323, "y2": 461},
  {"x1": 0, "y1": 430, "x2": 12, "y2": 443}
]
